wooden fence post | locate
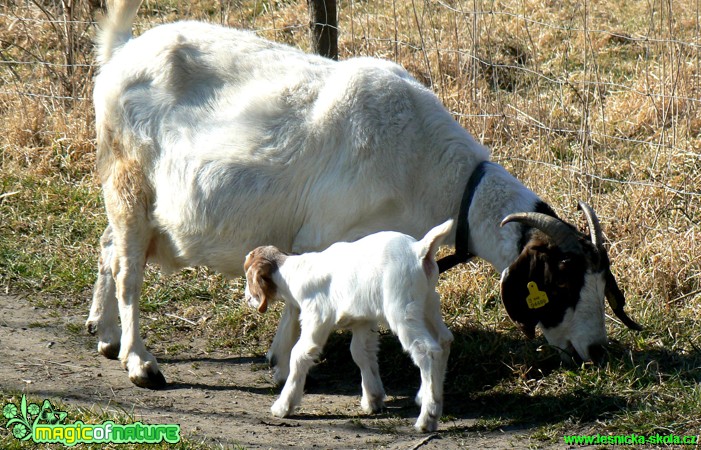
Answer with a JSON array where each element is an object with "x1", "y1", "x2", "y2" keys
[{"x1": 307, "y1": 0, "x2": 338, "y2": 60}]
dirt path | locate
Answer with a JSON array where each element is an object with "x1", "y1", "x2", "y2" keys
[{"x1": 0, "y1": 294, "x2": 552, "y2": 449}]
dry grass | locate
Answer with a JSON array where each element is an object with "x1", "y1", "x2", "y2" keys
[{"x1": 1, "y1": 0, "x2": 700, "y2": 443}]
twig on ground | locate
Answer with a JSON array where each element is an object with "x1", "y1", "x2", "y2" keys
[
  {"x1": 165, "y1": 313, "x2": 197, "y2": 326},
  {"x1": 410, "y1": 433, "x2": 440, "y2": 450},
  {"x1": 0, "y1": 191, "x2": 20, "y2": 201}
]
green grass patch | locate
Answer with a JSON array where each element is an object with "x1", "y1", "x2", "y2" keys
[{"x1": 0, "y1": 173, "x2": 104, "y2": 296}]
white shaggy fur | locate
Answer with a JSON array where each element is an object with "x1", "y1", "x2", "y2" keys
[
  {"x1": 244, "y1": 221, "x2": 454, "y2": 432},
  {"x1": 87, "y1": 0, "x2": 630, "y2": 388}
]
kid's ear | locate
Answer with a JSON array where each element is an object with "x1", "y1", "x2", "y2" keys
[
  {"x1": 253, "y1": 286, "x2": 268, "y2": 314},
  {"x1": 245, "y1": 252, "x2": 278, "y2": 314},
  {"x1": 500, "y1": 249, "x2": 540, "y2": 339},
  {"x1": 250, "y1": 264, "x2": 275, "y2": 313}
]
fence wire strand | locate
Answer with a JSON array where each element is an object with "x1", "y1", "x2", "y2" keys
[{"x1": 1, "y1": 0, "x2": 699, "y2": 201}]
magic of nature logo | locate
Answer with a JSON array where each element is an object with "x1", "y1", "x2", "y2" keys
[{"x1": 2, "y1": 395, "x2": 180, "y2": 446}]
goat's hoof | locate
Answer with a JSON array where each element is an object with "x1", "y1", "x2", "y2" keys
[
  {"x1": 271, "y1": 367, "x2": 289, "y2": 386},
  {"x1": 271, "y1": 400, "x2": 293, "y2": 418},
  {"x1": 97, "y1": 341, "x2": 121, "y2": 360},
  {"x1": 267, "y1": 353, "x2": 289, "y2": 386},
  {"x1": 129, "y1": 369, "x2": 167, "y2": 390},
  {"x1": 86, "y1": 321, "x2": 98, "y2": 336},
  {"x1": 414, "y1": 417, "x2": 438, "y2": 433},
  {"x1": 361, "y1": 396, "x2": 385, "y2": 414},
  {"x1": 87, "y1": 319, "x2": 121, "y2": 359}
]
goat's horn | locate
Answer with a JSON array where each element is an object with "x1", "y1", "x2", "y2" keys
[
  {"x1": 612, "y1": 305, "x2": 643, "y2": 331},
  {"x1": 605, "y1": 271, "x2": 643, "y2": 331},
  {"x1": 501, "y1": 212, "x2": 581, "y2": 254},
  {"x1": 578, "y1": 201, "x2": 604, "y2": 251}
]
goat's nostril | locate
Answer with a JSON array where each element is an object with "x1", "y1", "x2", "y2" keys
[{"x1": 587, "y1": 343, "x2": 607, "y2": 364}]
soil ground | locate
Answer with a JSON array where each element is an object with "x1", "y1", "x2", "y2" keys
[{"x1": 1, "y1": 294, "x2": 562, "y2": 449}]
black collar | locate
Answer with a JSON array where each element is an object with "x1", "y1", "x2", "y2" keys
[{"x1": 437, "y1": 160, "x2": 493, "y2": 273}]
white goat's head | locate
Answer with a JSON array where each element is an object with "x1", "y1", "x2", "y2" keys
[{"x1": 499, "y1": 202, "x2": 642, "y2": 363}]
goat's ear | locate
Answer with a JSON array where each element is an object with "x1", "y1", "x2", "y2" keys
[
  {"x1": 500, "y1": 248, "x2": 541, "y2": 339},
  {"x1": 245, "y1": 256, "x2": 277, "y2": 314},
  {"x1": 418, "y1": 219, "x2": 454, "y2": 277}
]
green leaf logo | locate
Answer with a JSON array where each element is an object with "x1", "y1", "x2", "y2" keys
[
  {"x1": 11, "y1": 423, "x2": 29, "y2": 440},
  {"x1": 39, "y1": 400, "x2": 67, "y2": 425},
  {"x1": 2, "y1": 395, "x2": 68, "y2": 442},
  {"x1": 3, "y1": 404, "x2": 17, "y2": 419},
  {"x1": 27, "y1": 404, "x2": 40, "y2": 416}
]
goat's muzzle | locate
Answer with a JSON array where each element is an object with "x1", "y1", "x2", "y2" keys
[{"x1": 587, "y1": 343, "x2": 607, "y2": 365}]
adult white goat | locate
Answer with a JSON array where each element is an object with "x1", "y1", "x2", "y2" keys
[{"x1": 88, "y1": 0, "x2": 641, "y2": 388}]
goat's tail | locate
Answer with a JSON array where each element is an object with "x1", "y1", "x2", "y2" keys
[
  {"x1": 416, "y1": 220, "x2": 454, "y2": 278},
  {"x1": 96, "y1": 0, "x2": 143, "y2": 65}
]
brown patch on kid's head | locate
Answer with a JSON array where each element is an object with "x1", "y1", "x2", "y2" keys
[{"x1": 244, "y1": 246, "x2": 289, "y2": 313}]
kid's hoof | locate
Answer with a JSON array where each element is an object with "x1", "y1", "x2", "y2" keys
[
  {"x1": 123, "y1": 353, "x2": 165, "y2": 389},
  {"x1": 414, "y1": 417, "x2": 438, "y2": 433},
  {"x1": 271, "y1": 399, "x2": 293, "y2": 418},
  {"x1": 271, "y1": 367, "x2": 288, "y2": 386}
]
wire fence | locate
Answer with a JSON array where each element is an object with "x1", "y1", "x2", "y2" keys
[{"x1": 1, "y1": 0, "x2": 700, "y2": 203}]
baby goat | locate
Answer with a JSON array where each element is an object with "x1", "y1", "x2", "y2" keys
[{"x1": 243, "y1": 220, "x2": 454, "y2": 432}]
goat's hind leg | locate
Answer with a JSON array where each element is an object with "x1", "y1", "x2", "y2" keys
[
  {"x1": 415, "y1": 292, "x2": 453, "y2": 409},
  {"x1": 110, "y1": 218, "x2": 165, "y2": 389},
  {"x1": 395, "y1": 320, "x2": 446, "y2": 432},
  {"x1": 86, "y1": 225, "x2": 121, "y2": 360},
  {"x1": 350, "y1": 324, "x2": 386, "y2": 414},
  {"x1": 103, "y1": 162, "x2": 165, "y2": 389}
]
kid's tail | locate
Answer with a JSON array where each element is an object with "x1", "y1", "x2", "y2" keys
[
  {"x1": 96, "y1": 0, "x2": 142, "y2": 65},
  {"x1": 416, "y1": 220, "x2": 454, "y2": 278}
]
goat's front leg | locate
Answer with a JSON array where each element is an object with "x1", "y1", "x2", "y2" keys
[
  {"x1": 86, "y1": 226, "x2": 121, "y2": 360},
  {"x1": 271, "y1": 321, "x2": 330, "y2": 417},
  {"x1": 267, "y1": 302, "x2": 301, "y2": 385},
  {"x1": 350, "y1": 324, "x2": 386, "y2": 413}
]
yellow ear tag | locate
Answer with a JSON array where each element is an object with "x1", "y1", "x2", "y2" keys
[{"x1": 526, "y1": 281, "x2": 549, "y2": 309}]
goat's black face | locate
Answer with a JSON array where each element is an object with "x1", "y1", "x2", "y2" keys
[
  {"x1": 500, "y1": 202, "x2": 641, "y2": 362},
  {"x1": 501, "y1": 236, "x2": 608, "y2": 361},
  {"x1": 501, "y1": 240, "x2": 586, "y2": 337}
]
